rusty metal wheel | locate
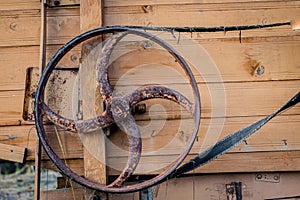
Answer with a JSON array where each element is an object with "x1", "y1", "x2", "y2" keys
[{"x1": 34, "y1": 27, "x2": 200, "y2": 193}]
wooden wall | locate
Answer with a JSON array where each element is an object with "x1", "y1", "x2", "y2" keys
[{"x1": 0, "y1": 0, "x2": 300, "y2": 198}]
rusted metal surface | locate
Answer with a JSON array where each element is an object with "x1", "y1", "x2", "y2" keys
[
  {"x1": 34, "y1": 27, "x2": 201, "y2": 193},
  {"x1": 23, "y1": 67, "x2": 40, "y2": 121},
  {"x1": 34, "y1": 25, "x2": 300, "y2": 194}
]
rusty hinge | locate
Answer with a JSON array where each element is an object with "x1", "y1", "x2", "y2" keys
[{"x1": 45, "y1": 0, "x2": 79, "y2": 7}]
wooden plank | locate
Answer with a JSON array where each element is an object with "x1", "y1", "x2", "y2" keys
[
  {"x1": 0, "y1": 90, "x2": 25, "y2": 126},
  {"x1": 152, "y1": 172, "x2": 300, "y2": 200},
  {"x1": 0, "y1": 143, "x2": 26, "y2": 163},
  {"x1": 107, "y1": 115, "x2": 300, "y2": 158},
  {"x1": 41, "y1": 187, "x2": 85, "y2": 200},
  {"x1": 47, "y1": 172, "x2": 300, "y2": 200},
  {"x1": 109, "y1": 39, "x2": 300, "y2": 83},
  {"x1": 0, "y1": 3, "x2": 299, "y2": 47},
  {"x1": 0, "y1": 7, "x2": 79, "y2": 47},
  {"x1": 0, "y1": 80, "x2": 299, "y2": 126},
  {"x1": 1, "y1": 114, "x2": 299, "y2": 163},
  {"x1": 0, "y1": 125, "x2": 82, "y2": 161},
  {"x1": 0, "y1": 0, "x2": 40, "y2": 11},
  {"x1": 104, "y1": 0, "x2": 300, "y2": 7},
  {"x1": 80, "y1": 0, "x2": 107, "y2": 188},
  {"x1": 0, "y1": 45, "x2": 80, "y2": 91},
  {"x1": 33, "y1": 150, "x2": 300, "y2": 176},
  {"x1": 107, "y1": 150, "x2": 300, "y2": 175},
  {"x1": 3, "y1": 112, "x2": 298, "y2": 175},
  {"x1": 0, "y1": 37, "x2": 298, "y2": 92},
  {"x1": 103, "y1": 3, "x2": 299, "y2": 28},
  {"x1": 105, "y1": 80, "x2": 300, "y2": 119}
]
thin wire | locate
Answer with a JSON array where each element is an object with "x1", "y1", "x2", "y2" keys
[
  {"x1": 164, "y1": 179, "x2": 169, "y2": 200},
  {"x1": 54, "y1": 126, "x2": 76, "y2": 200},
  {"x1": 192, "y1": 161, "x2": 195, "y2": 200},
  {"x1": 46, "y1": 169, "x2": 49, "y2": 200},
  {"x1": 26, "y1": 125, "x2": 35, "y2": 150},
  {"x1": 106, "y1": 22, "x2": 291, "y2": 33}
]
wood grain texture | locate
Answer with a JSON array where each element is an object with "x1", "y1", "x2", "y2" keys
[
  {"x1": 80, "y1": 0, "x2": 107, "y2": 187},
  {"x1": 0, "y1": 0, "x2": 299, "y2": 186},
  {"x1": 104, "y1": 0, "x2": 300, "y2": 7},
  {"x1": 0, "y1": 0, "x2": 40, "y2": 11},
  {"x1": 107, "y1": 150, "x2": 300, "y2": 175},
  {"x1": 0, "y1": 45, "x2": 80, "y2": 91},
  {"x1": 0, "y1": 143, "x2": 26, "y2": 163},
  {"x1": 0, "y1": 80, "x2": 299, "y2": 126},
  {"x1": 103, "y1": 2, "x2": 300, "y2": 27},
  {"x1": 0, "y1": 8, "x2": 79, "y2": 47},
  {"x1": 153, "y1": 172, "x2": 300, "y2": 200}
]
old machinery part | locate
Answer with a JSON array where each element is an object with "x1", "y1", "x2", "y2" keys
[
  {"x1": 34, "y1": 27, "x2": 201, "y2": 193},
  {"x1": 34, "y1": 25, "x2": 300, "y2": 193}
]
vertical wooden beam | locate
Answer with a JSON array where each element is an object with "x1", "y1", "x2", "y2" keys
[
  {"x1": 34, "y1": 1, "x2": 47, "y2": 199},
  {"x1": 80, "y1": 0, "x2": 107, "y2": 199},
  {"x1": 80, "y1": 0, "x2": 102, "y2": 32}
]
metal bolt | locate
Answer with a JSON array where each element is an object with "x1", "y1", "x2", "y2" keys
[
  {"x1": 255, "y1": 65, "x2": 265, "y2": 76},
  {"x1": 70, "y1": 54, "x2": 78, "y2": 62},
  {"x1": 274, "y1": 175, "x2": 279, "y2": 181},
  {"x1": 53, "y1": 0, "x2": 60, "y2": 6},
  {"x1": 256, "y1": 174, "x2": 262, "y2": 179},
  {"x1": 143, "y1": 41, "x2": 152, "y2": 49},
  {"x1": 133, "y1": 103, "x2": 147, "y2": 114}
]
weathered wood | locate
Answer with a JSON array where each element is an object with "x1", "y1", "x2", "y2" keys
[
  {"x1": 103, "y1": 2, "x2": 299, "y2": 27},
  {"x1": 0, "y1": 36, "x2": 299, "y2": 92},
  {"x1": 0, "y1": 125, "x2": 82, "y2": 161},
  {"x1": 107, "y1": 115, "x2": 300, "y2": 157},
  {"x1": 0, "y1": 0, "x2": 40, "y2": 11},
  {"x1": 0, "y1": 45, "x2": 80, "y2": 91},
  {"x1": 0, "y1": 1, "x2": 299, "y2": 197},
  {"x1": 0, "y1": 3, "x2": 299, "y2": 47},
  {"x1": 109, "y1": 38, "x2": 300, "y2": 84},
  {"x1": 152, "y1": 172, "x2": 300, "y2": 200},
  {"x1": 107, "y1": 150, "x2": 300, "y2": 175},
  {"x1": 3, "y1": 114, "x2": 300, "y2": 175},
  {"x1": 104, "y1": 0, "x2": 300, "y2": 7},
  {"x1": 0, "y1": 143, "x2": 26, "y2": 163},
  {"x1": 80, "y1": 0, "x2": 107, "y2": 188},
  {"x1": 31, "y1": 150, "x2": 300, "y2": 176},
  {"x1": 41, "y1": 187, "x2": 85, "y2": 200},
  {"x1": 1, "y1": 114, "x2": 299, "y2": 161},
  {"x1": 44, "y1": 172, "x2": 300, "y2": 199},
  {"x1": 0, "y1": 8, "x2": 79, "y2": 47},
  {"x1": 1, "y1": 80, "x2": 299, "y2": 126}
]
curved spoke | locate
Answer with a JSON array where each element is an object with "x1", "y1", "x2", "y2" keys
[
  {"x1": 108, "y1": 98, "x2": 142, "y2": 188},
  {"x1": 97, "y1": 32, "x2": 128, "y2": 101},
  {"x1": 127, "y1": 85, "x2": 194, "y2": 114},
  {"x1": 41, "y1": 102, "x2": 114, "y2": 132}
]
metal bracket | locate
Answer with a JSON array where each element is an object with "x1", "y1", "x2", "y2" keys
[{"x1": 255, "y1": 173, "x2": 280, "y2": 183}]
